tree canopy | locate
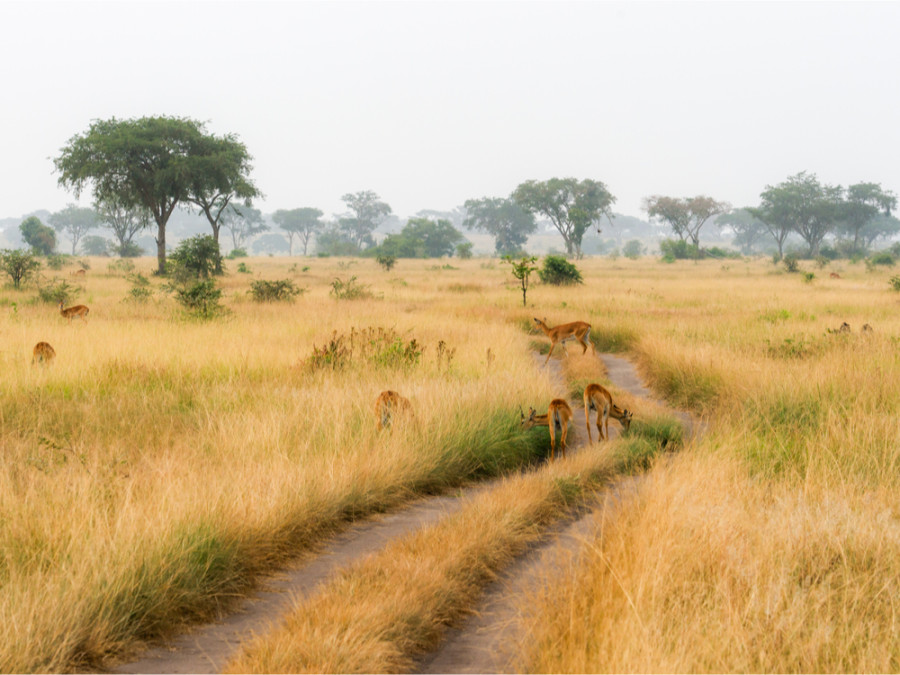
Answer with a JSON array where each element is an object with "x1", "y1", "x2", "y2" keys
[
  {"x1": 376, "y1": 218, "x2": 465, "y2": 258},
  {"x1": 340, "y1": 191, "x2": 392, "y2": 250},
  {"x1": 49, "y1": 204, "x2": 99, "y2": 255},
  {"x1": 54, "y1": 116, "x2": 259, "y2": 274},
  {"x1": 512, "y1": 178, "x2": 615, "y2": 257},
  {"x1": 643, "y1": 195, "x2": 730, "y2": 249},
  {"x1": 19, "y1": 216, "x2": 56, "y2": 255},
  {"x1": 462, "y1": 196, "x2": 536, "y2": 255},
  {"x1": 272, "y1": 207, "x2": 323, "y2": 256}
]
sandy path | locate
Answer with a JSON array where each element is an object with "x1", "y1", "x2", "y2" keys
[{"x1": 111, "y1": 351, "x2": 673, "y2": 674}]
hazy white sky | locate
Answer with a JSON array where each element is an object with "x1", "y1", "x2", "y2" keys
[{"x1": 1, "y1": 0, "x2": 899, "y2": 222}]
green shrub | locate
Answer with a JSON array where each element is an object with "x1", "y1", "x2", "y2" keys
[
  {"x1": 108, "y1": 258, "x2": 136, "y2": 275},
  {"x1": 226, "y1": 248, "x2": 248, "y2": 259},
  {"x1": 0, "y1": 249, "x2": 41, "y2": 288},
  {"x1": 46, "y1": 254, "x2": 67, "y2": 270},
  {"x1": 659, "y1": 239, "x2": 699, "y2": 260},
  {"x1": 622, "y1": 240, "x2": 643, "y2": 259},
  {"x1": 171, "y1": 279, "x2": 227, "y2": 319},
  {"x1": 249, "y1": 279, "x2": 305, "y2": 302},
  {"x1": 169, "y1": 235, "x2": 223, "y2": 281},
  {"x1": 37, "y1": 279, "x2": 79, "y2": 305},
  {"x1": 889, "y1": 276, "x2": 900, "y2": 292},
  {"x1": 330, "y1": 276, "x2": 373, "y2": 300},
  {"x1": 237, "y1": 262, "x2": 251, "y2": 274},
  {"x1": 538, "y1": 255, "x2": 583, "y2": 286},
  {"x1": 869, "y1": 251, "x2": 895, "y2": 267},
  {"x1": 783, "y1": 255, "x2": 800, "y2": 273},
  {"x1": 125, "y1": 273, "x2": 153, "y2": 303},
  {"x1": 376, "y1": 254, "x2": 396, "y2": 272}
]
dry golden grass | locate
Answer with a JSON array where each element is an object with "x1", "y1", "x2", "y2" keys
[
  {"x1": 0, "y1": 256, "x2": 559, "y2": 672},
  {"x1": 513, "y1": 256, "x2": 900, "y2": 672},
  {"x1": 3, "y1": 253, "x2": 899, "y2": 672}
]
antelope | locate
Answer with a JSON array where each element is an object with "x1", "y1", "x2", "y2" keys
[
  {"x1": 58, "y1": 300, "x2": 89, "y2": 324},
  {"x1": 521, "y1": 398, "x2": 574, "y2": 460},
  {"x1": 829, "y1": 272, "x2": 841, "y2": 279},
  {"x1": 70, "y1": 269, "x2": 86, "y2": 277},
  {"x1": 374, "y1": 390, "x2": 413, "y2": 431},
  {"x1": 32, "y1": 342, "x2": 56, "y2": 365},
  {"x1": 583, "y1": 383, "x2": 633, "y2": 443},
  {"x1": 533, "y1": 317, "x2": 594, "y2": 367},
  {"x1": 862, "y1": 323, "x2": 874, "y2": 333}
]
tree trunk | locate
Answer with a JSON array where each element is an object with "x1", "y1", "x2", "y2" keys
[{"x1": 155, "y1": 225, "x2": 166, "y2": 275}]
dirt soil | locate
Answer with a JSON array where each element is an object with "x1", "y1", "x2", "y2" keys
[{"x1": 111, "y1": 352, "x2": 686, "y2": 674}]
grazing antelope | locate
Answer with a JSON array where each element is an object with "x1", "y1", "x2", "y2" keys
[
  {"x1": 58, "y1": 300, "x2": 89, "y2": 324},
  {"x1": 829, "y1": 272, "x2": 841, "y2": 279},
  {"x1": 521, "y1": 398, "x2": 574, "y2": 460},
  {"x1": 839, "y1": 322, "x2": 851, "y2": 333},
  {"x1": 374, "y1": 390, "x2": 413, "y2": 431},
  {"x1": 533, "y1": 317, "x2": 594, "y2": 367},
  {"x1": 862, "y1": 323, "x2": 874, "y2": 333},
  {"x1": 70, "y1": 269, "x2": 86, "y2": 277},
  {"x1": 32, "y1": 342, "x2": 56, "y2": 365},
  {"x1": 583, "y1": 383, "x2": 633, "y2": 443}
]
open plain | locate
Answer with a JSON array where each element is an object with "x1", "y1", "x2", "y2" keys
[{"x1": 1, "y1": 254, "x2": 899, "y2": 673}]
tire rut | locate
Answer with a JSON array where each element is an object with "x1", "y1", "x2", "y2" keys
[{"x1": 110, "y1": 351, "x2": 678, "y2": 674}]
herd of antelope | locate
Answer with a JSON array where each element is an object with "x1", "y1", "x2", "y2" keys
[
  {"x1": 376, "y1": 317, "x2": 633, "y2": 461},
  {"x1": 29, "y1": 299, "x2": 90, "y2": 366}
]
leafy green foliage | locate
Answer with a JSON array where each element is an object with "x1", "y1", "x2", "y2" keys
[
  {"x1": 125, "y1": 273, "x2": 153, "y2": 303},
  {"x1": 538, "y1": 255, "x2": 583, "y2": 286},
  {"x1": 659, "y1": 238, "x2": 699, "y2": 261},
  {"x1": 249, "y1": 279, "x2": 305, "y2": 302},
  {"x1": 868, "y1": 251, "x2": 895, "y2": 266},
  {"x1": 889, "y1": 276, "x2": 900, "y2": 292},
  {"x1": 171, "y1": 279, "x2": 227, "y2": 319},
  {"x1": 462, "y1": 196, "x2": 536, "y2": 255},
  {"x1": 456, "y1": 242, "x2": 473, "y2": 259},
  {"x1": 37, "y1": 279, "x2": 79, "y2": 305},
  {"x1": 0, "y1": 249, "x2": 41, "y2": 288},
  {"x1": 226, "y1": 248, "x2": 248, "y2": 259},
  {"x1": 376, "y1": 218, "x2": 464, "y2": 258},
  {"x1": 19, "y1": 216, "x2": 57, "y2": 255},
  {"x1": 330, "y1": 276, "x2": 373, "y2": 300},
  {"x1": 623, "y1": 240, "x2": 643, "y2": 259},
  {"x1": 169, "y1": 235, "x2": 223, "y2": 281},
  {"x1": 376, "y1": 254, "x2": 397, "y2": 271},
  {"x1": 503, "y1": 255, "x2": 538, "y2": 307}
]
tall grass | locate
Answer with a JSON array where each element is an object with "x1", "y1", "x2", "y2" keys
[{"x1": 0, "y1": 257, "x2": 558, "y2": 672}]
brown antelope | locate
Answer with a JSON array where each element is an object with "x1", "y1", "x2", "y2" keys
[
  {"x1": 374, "y1": 390, "x2": 413, "y2": 431},
  {"x1": 829, "y1": 272, "x2": 841, "y2": 279},
  {"x1": 533, "y1": 317, "x2": 594, "y2": 367},
  {"x1": 583, "y1": 383, "x2": 633, "y2": 443},
  {"x1": 521, "y1": 398, "x2": 574, "y2": 460},
  {"x1": 70, "y1": 269, "x2": 86, "y2": 277},
  {"x1": 32, "y1": 342, "x2": 56, "y2": 365},
  {"x1": 862, "y1": 323, "x2": 874, "y2": 333},
  {"x1": 58, "y1": 300, "x2": 89, "y2": 324}
]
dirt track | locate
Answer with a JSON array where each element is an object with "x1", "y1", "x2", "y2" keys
[{"x1": 112, "y1": 352, "x2": 682, "y2": 674}]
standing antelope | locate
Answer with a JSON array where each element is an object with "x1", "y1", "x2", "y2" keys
[
  {"x1": 583, "y1": 382, "x2": 633, "y2": 443},
  {"x1": 32, "y1": 342, "x2": 56, "y2": 365},
  {"x1": 533, "y1": 317, "x2": 594, "y2": 367},
  {"x1": 374, "y1": 390, "x2": 414, "y2": 431},
  {"x1": 521, "y1": 398, "x2": 574, "y2": 460},
  {"x1": 58, "y1": 300, "x2": 89, "y2": 324},
  {"x1": 70, "y1": 268, "x2": 86, "y2": 277}
]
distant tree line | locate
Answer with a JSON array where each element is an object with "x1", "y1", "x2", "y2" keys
[{"x1": 2, "y1": 116, "x2": 888, "y2": 265}]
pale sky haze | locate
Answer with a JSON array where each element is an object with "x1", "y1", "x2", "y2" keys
[{"x1": 1, "y1": 0, "x2": 898, "y2": 222}]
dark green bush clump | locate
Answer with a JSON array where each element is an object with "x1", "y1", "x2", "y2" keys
[
  {"x1": 249, "y1": 279, "x2": 305, "y2": 302},
  {"x1": 538, "y1": 255, "x2": 583, "y2": 285}
]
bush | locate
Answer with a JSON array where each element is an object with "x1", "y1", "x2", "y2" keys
[
  {"x1": 237, "y1": 262, "x2": 251, "y2": 274},
  {"x1": 37, "y1": 279, "x2": 79, "y2": 305},
  {"x1": 226, "y1": 248, "x2": 248, "y2": 259},
  {"x1": 0, "y1": 249, "x2": 41, "y2": 288},
  {"x1": 456, "y1": 242, "x2": 474, "y2": 259},
  {"x1": 869, "y1": 251, "x2": 895, "y2": 267},
  {"x1": 538, "y1": 255, "x2": 583, "y2": 286},
  {"x1": 169, "y1": 235, "x2": 223, "y2": 281},
  {"x1": 783, "y1": 255, "x2": 800, "y2": 273},
  {"x1": 46, "y1": 254, "x2": 67, "y2": 270},
  {"x1": 171, "y1": 279, "x2": 227, "y2": 319},
  {"x1": 622, "y1": 240, "x2": 643, "y2": 259},
  {"x1": 331, "y1": 276, "x2": 373, "y2": 300},
  {"x1": 659, "y1": 239, "x2": 700, "y2": 260},
  {"x1": 304, "y1": 326, "x2": 423, "y2": 372},
  {"x1": 249, "y1": 279, "x2": 305, "y2": 302},
  {"x1": 889, "y1": 276, "x2": 900, "y2": 292},
  {"x1": 376, "y1": 254, "x2": 396, "y2": 272},
  {"x1": 125, "y1": 273, "x2": 153, "y2": 303}
]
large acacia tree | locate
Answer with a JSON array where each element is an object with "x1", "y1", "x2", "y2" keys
[
  {"x1": 54, "y1": 116, "x2": 259, "y2": 274},
  {"x1": 512, "y1": 178, "x2": 615, "y2": 257},
  {"x1": 756, "y1": 172, "x2": 842, "y2": 258},
  {"x1": 339, "y1": 190, "x2": 392, "y2": 250},
  {"x1": 48, "y1": 204, "x2": 99, "y2": 255},
  {"x1": 273, "y1": 207, "x2": 323, "y2": 256},
  {"x1": 643, "y1": 195, "x2": 730, "y2": 249}
]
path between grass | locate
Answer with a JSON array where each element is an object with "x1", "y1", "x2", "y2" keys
[{"x1": 110, "y1": 352, "x2": 681, "y2": 674}]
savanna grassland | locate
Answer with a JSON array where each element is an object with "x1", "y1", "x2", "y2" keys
[{"x1": 1, "y1": 253, "x2": 898, "y2": 673}]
